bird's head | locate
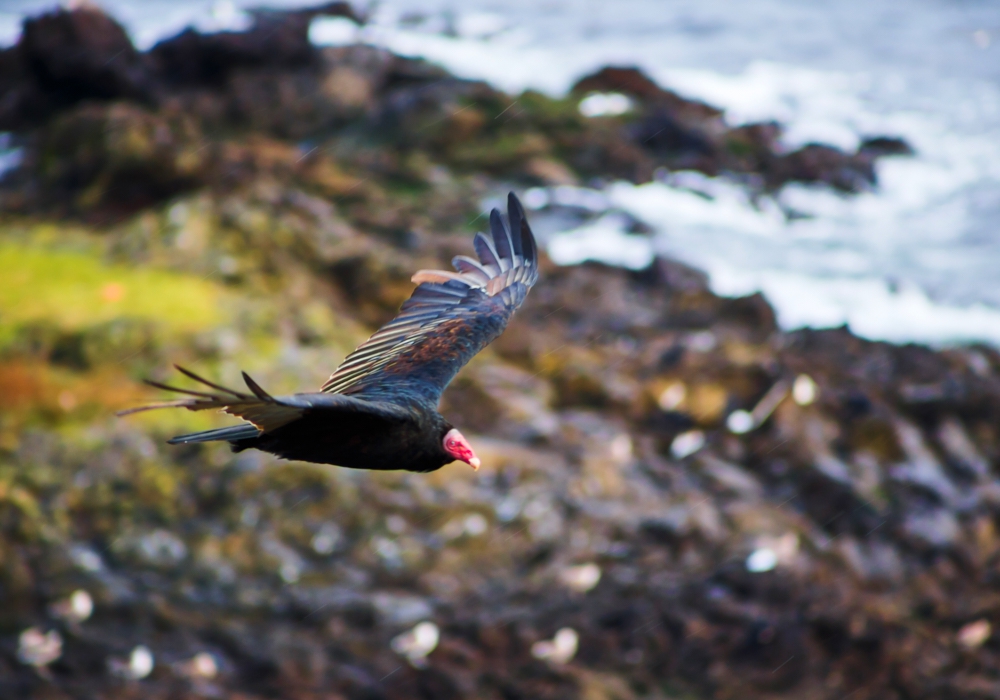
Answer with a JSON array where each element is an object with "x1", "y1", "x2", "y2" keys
[{"x1": 443, "y1": 428, "x2": 480, "y2": 470}]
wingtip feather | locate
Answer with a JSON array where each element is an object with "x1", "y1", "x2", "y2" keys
[
  {"x1": 473, "y1": 231, "x2": 502, "y2": 273},
  {"x1": 507, "y1": 192, "x2": 525, "y2": 257},
  {"x1": 489, "y1": 209, "x2": 514, "y2": 270}
]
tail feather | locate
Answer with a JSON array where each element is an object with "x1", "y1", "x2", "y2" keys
[{"x1": 167, "y1": 424, "x2": 261, "y2": 445}]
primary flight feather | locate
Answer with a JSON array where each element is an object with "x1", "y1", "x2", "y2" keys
[{"x1": 121, "y1": 192, "x2": 539, "y2": 473}]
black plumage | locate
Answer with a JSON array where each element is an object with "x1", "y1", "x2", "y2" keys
[{"x1": 121, "y1": 192, "x2": 539, "y2": 473}]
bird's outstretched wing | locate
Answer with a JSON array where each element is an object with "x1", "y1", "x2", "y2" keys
[
  {"x1": 321, "y1": 192, "x2": 538, "y2": 405},
  {"x1": 119, "y1": 365, "x2": 410, "y2": 444}
]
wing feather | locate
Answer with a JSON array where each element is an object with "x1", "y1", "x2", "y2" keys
[
  {"x1": 452, "y1": 255, "x2": 493, "y2": 283},
  {"x1": 509, "y1": 191, "x2": 537, "y2": 265},
  {"x1": 473, "y1": 232, "x2": 502, "y2": 274},
  {"x1": 321, "y1": 192, "x2": 539, "y2": 403},
  {"x1": 489, "y1": 209, "x2": 515, "y2": 270},
  {"x1": 506, "y1": 192, "x2": 525, "y2": 259}
]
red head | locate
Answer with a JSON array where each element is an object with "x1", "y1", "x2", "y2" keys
[{"x1": 443, "y1": 428, "x2": 480, "y2": 470}]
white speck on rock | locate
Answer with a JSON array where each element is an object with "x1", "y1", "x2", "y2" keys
[
  {"x1": 51, "y1": 589, "x2": 93, "y2": 624},
  {"x1": 17, "y1": 628, "x2": 62, "y2": 667},
  {"x1": 793, "y1": 374, "x2": 818, "y2": 405},
  {"x1": 726, "y1": 409, "x2": 755, "y2": 434},
  {"x1": 671, "y1": 430, "x2": 705, "y2": 459},
  {"x1": 178, "y1": 652, "x2": 219, "y2": 679},
  {"x1": 657, "y1": 382, "x2": 686, "y2": 411},
  {"x1": 559, "y1": 563, "x2": 601, "y2": 593},
  {"x1": 112, "y1": 645, "x2": 154, "y2": 680},
  {"x1": 531, "y1": 628, "x2": 579, "y2": 665},
  {"x1": 463, "y1": 513, "x2": 488, "y2": 536},
  {"x1": 746, "y1": 548, "x2": 778, "y2": 573},
  {"x1": 391, "y1": 621, "x2": 440, "y2": 668},
  {"x1": 129, "y1": 645, "x2": 154, "y2": 679},
  {"x1": 957, "y1": 619, "x2": 992, "y2": 649}
]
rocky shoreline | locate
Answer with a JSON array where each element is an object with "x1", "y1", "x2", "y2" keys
[{"x1": 1, "y1": 5, "x2": 998, "y2": 700}]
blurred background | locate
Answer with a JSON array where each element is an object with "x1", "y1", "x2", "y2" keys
[
  {"x1": 5, "y1": 0, "x2": 1000, "y2": 342},
  {"x1": 0, "y1": 1, "x2": 999, "y2": 698}
]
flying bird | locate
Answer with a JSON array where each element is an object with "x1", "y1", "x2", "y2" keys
[{"x1": 121, "y1": 192, "x2": 538, "y2": 473}]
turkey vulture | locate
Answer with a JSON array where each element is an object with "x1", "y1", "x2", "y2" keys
[{"x1": 121, "y1": 193, "x2": 538, "y2": 473}]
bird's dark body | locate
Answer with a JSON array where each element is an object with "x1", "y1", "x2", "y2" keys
[
  {"x1": 124, "y1": 193, "x2": 538, "y2": 473},
  {"x1": 232, "y1": 398, "x2": 452, "y2": 472}
]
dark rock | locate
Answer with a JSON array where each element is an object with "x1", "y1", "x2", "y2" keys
[
  {"x1": 627, "y1": 108, "x2": 717, "y2": 169},
  {"x1": 560, "y1": 126, "x2": 656, "y2": 184},
  {"x1": 768, "y1": 143, "x2": 876, "y2": 193},
  {"x1": 571, "y1": 66, "x2": 723, "y2": 124},
  {"x1": 0, "y1": 46, "x2": 43, "y2": 131},
  {"x1": 718, "y1": 293, "x2": 779, "y2": 338},
  {"x1": 637, "y1": 256, "x2": 711, "y2": 294},
  {"x1": 30, "y1": 101, "x2": 207, "y2": 216},
  {"x1": 571, "y1": 66, "x2": 910, "y2": 194},
  {"x1": 723, "y1": 121, "x2": 782, "y2": 174},
  {"x1": 148, "y1": 2, "x2": 362, "y2": 86},
  {"x1": 20, "y1": 6, "x2": 149, "y2": 103},
  {"x1": 859, "y1": 136, "x2": 915, "y2": 157},
  {"x1": 0, "y1": 6, "x2": 151, "y2": 130}
]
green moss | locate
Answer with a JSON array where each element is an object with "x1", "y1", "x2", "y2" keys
[
  {"x1": 446, "y1": 131, "x2": 553, "y2": 173},
  {"x1": 516, "y1": 90, "x2": 588, "y2": 130},
  {"x1": 0, "y1": 242, "x2": 222, "y2": 341}
]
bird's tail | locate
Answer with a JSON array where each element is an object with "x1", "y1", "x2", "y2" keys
[
  {"x1": 118, "y1": 366, "x2": 302, "y2": 443},
  {"x1": 165, "y1": 424, "x2": 261, "y2": 445}
]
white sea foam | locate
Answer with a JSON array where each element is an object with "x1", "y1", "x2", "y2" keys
[
  {"x1": 309, "y1": 17, "x2": 359, "y2": 46},
  {"x1": 547, "y1": 213, "x2": 654, "y2": 270},
  {"x1": 606, "y1": 174, "x2": 1000, "y2": 345},
  {"x1": 710, "y1": 264, "x2": 1000, "y2": 346}
]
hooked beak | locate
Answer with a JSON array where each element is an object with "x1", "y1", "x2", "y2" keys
[{"x1": 443, "y1": 428, "x2": 481, "y2": 471}]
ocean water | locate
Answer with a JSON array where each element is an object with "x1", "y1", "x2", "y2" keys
[{"x1": 4, "y1": 1, "x2": 1000, "y2": 346}]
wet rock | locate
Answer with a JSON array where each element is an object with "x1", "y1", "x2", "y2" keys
[
  {"x1": 858, "y1": 136, "x2": 915, "y2": 157},
  {"x1": 722, "y1": 121, "x2": 782, "y2": 174},
  {"x1": 560, "y1": 125, "x2": 656, "y2": 184},
  {"x1": 767, "y1": 143, "x2": 877, "y2": 193},
  {"x1": 571, "y1": 65, "x2": 911, "y2": 193},
  {"x1": 148, "y1": 3, "x2": 362, "y2": 86},
  {"x1": 627, "y1": 109, "x2": 717, "y2": 168},
  {"x1": 572, "y1": 66, "x2": 723, "y2": 124}
]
